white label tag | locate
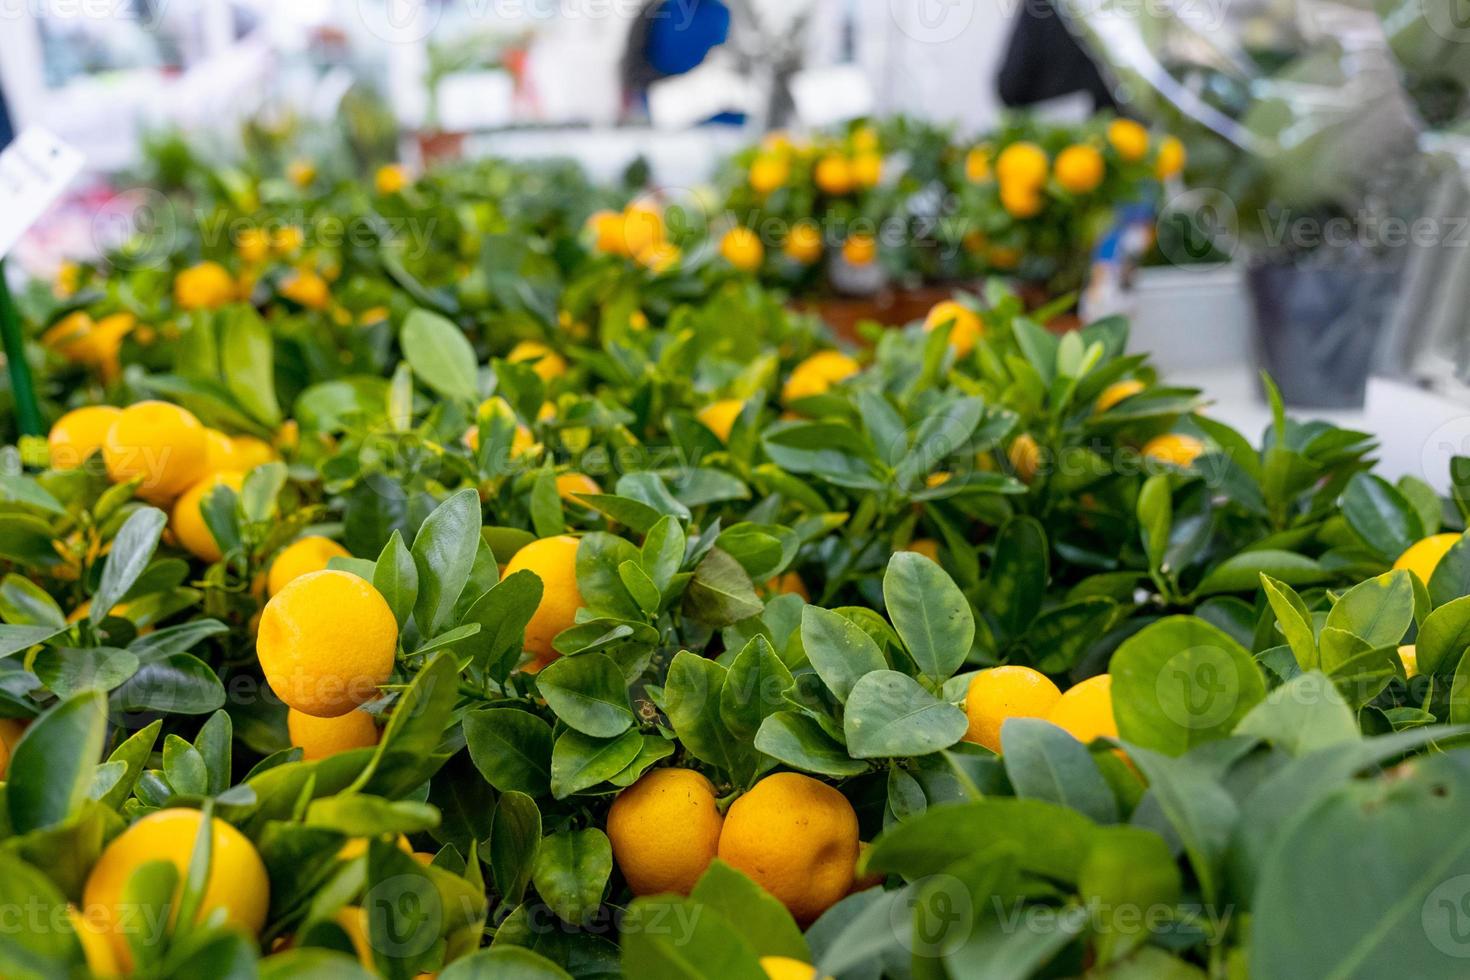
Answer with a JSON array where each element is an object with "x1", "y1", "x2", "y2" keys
[{"x1": 0, "y1": 128, "x2": 86, "y2": 260}]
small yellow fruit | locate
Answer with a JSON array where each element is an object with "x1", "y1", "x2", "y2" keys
[
  {"x1": 718, "y1": 772, "x2": 859, "y2": 924},
  {"x1": 999, "y1": 181, "x2": 1044, "y2": 219},
  {"x1": 556, "y1": 472, "x2": 601, "y2": 503},
  {"x1": 587, "y1": 210, "x2": 626, "y2": 255},
  {"x1": 55, "y1": 260, "x2": 81, "y2": 298},
  {"x1": 272, "y1": 226, "x2": 305, "y2": 255},
  {"x1": 256, "y1": 569, "x2": 398, "y2": 717},
  {"x1": 964, "y1": 146, "x2": 992, "y2": 183},
  {"x1": 1108, "y1": 119, "x2": 1149, "y2": 162},
  {"x1": 1046, "y1": 675, "x2": 1118, "y2": 743},
  {"x1": 103, "y1": 400, "x2": 211, "y2": 502},
  {"x1": 287, "y1": 707, "x2": 379, "y2": 761},
  {"x1": 720, "y1": 227, "x2": 765, "y2": 271},
  {"x1": 69, "y1": 905, "x2": 120, "y2": 978},
  {"x1": 905, "y1": 538, "x2": 940, "y2": 563},
  {"x1": 287, "y1": 159, "x2": 317, "y2": 187},
  {"x1": 49, "y1": 406, "x2": 122, "y2": 471},
  {"x1": 82, "y1": 808, "x2": 268, "y2": 971},
  {"x1": 1054, "y1": 144, "x2": 1105, "y2": 194},
  {"x1": 608, "y1": 768, "x2": 724, "y2": 896},
  {"x1": 761, "y1": 957, "x2": 832, "y2": 980},
  {"x1": 375, "y1": 164, "x2": 410, "y2": 195},
  {"x1": 964, "y1": 666, "x2": 1062, "y2": 752},
  {"x1": 852, "y1": 152, "x2": 883, "y2": 188},
  {"x1": 1399, "y1": 644, "x2": 1419, "y2": 678},
  {"x1": 503, "y1": 535, "x2": 585, "y2": 665},
  {"x1": 229, "y1": 435, "x2": 277, "y2": 471},
  {"x1": 851, "y1": 125, "x2": 879, "y2": 153},
  {"x1": 508, "y1": 340, "x2": 568, "y2": 382},
  {"x1": 782, "y1": 351, "x2": 861, "y2": 404},
  {"x1": 841, "y1": 233, "x2": 876, "y2": 266},
  {"x1": 333, "y1": 906, "x2": 374, "y2": 970},
  {"x1": 267, "y1": 536, "x2": 353, "y2": 596},
  {"x1": 750, "y1": 154, "x2": 790, "y2": 194},
  {"x1": 280, "y1": 268, "x2": 330, "y2": 310},
  {"x1": 1155, "y1": 136, "x2": 1186, "y2": 179},
  {"x1": 698, "y1": 399, "x2": 746, "y2": 443},
  {"x1": 922, "y1": 300, "x2": 983, "y2": 356},
  {"x1": 814, "y1": 155, "x2": 854, "y2": 196},
  {"x1": 635, "y1": 241, "x2": 681, "y2": 274},
  {"x1": 174, "y1": 261, "x2": 236, "y2": 311},
  {"x1": 1008, "y1": 433, "x2": 1041, "y2": 483},
  {"x1": 236, "y1": 228, "x2": 270, "y2": 264},
  {"x1": 43, "y1": 311, "x2": 135, "y2": 379},
  {"x1": 1095, "y1": 379, "x2": 1145, "y2": 413},
  {"x1": 171, "y1": 471, "x2": 244, "y2": 563},
  {"x1": 622, "y1": 204, "x2": 666, "y2": 257},
  {"x1": 1394, "y1": 533, "x2": 1462, "y2": 587},
  {"x1": 783, "y1": 222, "x2": 823, "y2": 264},
  {"x1": 1141, "y1": 434, "x2": 1204, "y2": 467},
  {"x1": 995, "y1": 142, "x2": 1048, "y2": 189},
  {"x1": 767, "y1": 571, "x2": 810, "y2": 601}
]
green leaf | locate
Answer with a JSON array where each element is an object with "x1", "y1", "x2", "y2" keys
[
  {"x1": 664, "y1": 651, "x2": 746, "y2": 776},
  {"x1": 1077, "y1": 826, "x2": 1183, "y2": 964},
  {"x1": 535, "y1": 654, "x2": 635, "y2": 738},
  {"x1": 441, "y1": 947, "x2": 572, "y2": 979},
  {"x1": 1111, "y1": 616, "x2": 1266, "y2": 755},
  {"x1": 461, "y1": 570, "x2": 543, "y2": 678},
  {"x1": 92, "y1": 506, "x2": 167, "y2": 624},
  {"x1": 1137, "y1": 474, "x2": 1172, "y2": 574},
  {"x1": 7, "y1": 690, "x2": 109, "y2": 833},
  {"x1": 532, "y1": 828, "x2": 612, "y2": 925},
  {"x1": 373, "y1": 530, "x2": 419, "y2": 629},
  {"x1": 753, "y1": 712, "x2": 868, "y2": 778},
  {"x1": 1324, "y1": 571, "x2": 1414, "y2": 650},
  {"x1": 32, "y1": 646, "x2": 139, "y2": 698},
  {"x1": 799, "y1": 606, "x2": 886, "y2": 704},
  {"x1": 684, "y1": 549, "x2": 763, "y2": 627},
  {"x1": 883, "y1": 551, "x2": 974, "y2": 683},
  {"x1": 464, "y1": 708, "x2": 553, "y2": 796},
  {"x1": 843, "y1": 670, "x2": 968, "y2": 759},
  {"x1": 0, "y1": 573, "x2": 66, "y2": 627},
  {"x1": 988, "y1": 517, "x2": 1048, "y2": 636},
  {"x1": 1194, "y1": 550, "x2": 1330, "y2": 596},
  {"x1": 411, "y1": 488, "x2": 481, "y2": 636},
  {"x1": 691, "y1": 859, "x2": 809, "y2": 960},
  {"x1": 1124, "y1": 746, "x2": 1235, "y2": 905},
  {"x1": 1341, "y1": 472, "x2": 1422, "y2": 560},
  {"x1": 1260, "y1": 574, "x2": 1317, "y2": 670},
  {"x1": 1416, "y1": 595, "x2": 1470, "y2": 676},
  {"x1": 488, "y1": 791, "x2": 541, "y2": 905},
  {"x1": 221, "y1": 305, "x2": 282, "y2": 425},
  {"x1": 401, "y1": 308, "x2": 479, "y2": 402},
  {"x1": 549, "y1": 728, "x2": 643, "y2": 798},
  {"x1": 1233, "y1": 672, "x2": 1358, "y2": 755},
  {"x1": 1000, "y1": 718, "x2": 1118, "y2": 824},
  {"x1": 621, "y1": 897, "x2": 766, "y2": 979},
  {"x1": 1429, "y1": 534, "x2": 1470, "y2": 608},
  {"x1": 0, "y1": 853, "x2": 82, "y2": 969},
  {"x1": 720, "y1": 635, "x2": 793, "y2": 740}
]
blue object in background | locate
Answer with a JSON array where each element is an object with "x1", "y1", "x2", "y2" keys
[{"x1": 645, "y1": 0, "x2": 731, "y2": 77}]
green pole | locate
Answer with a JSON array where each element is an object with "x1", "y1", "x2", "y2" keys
[{"x1": 0, "y1": 260, "x2": 43, "y2": 436}]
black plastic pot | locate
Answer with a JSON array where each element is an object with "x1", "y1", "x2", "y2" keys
[{"x1": 1247, "y1": 259, "x2": 1400, "y2": 408}]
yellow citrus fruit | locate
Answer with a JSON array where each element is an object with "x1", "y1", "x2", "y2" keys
[
  {"x1": 257, "y1": 569, "x2": 398, "y2": 717},
  {"x1": 608, "y1": 768, "x2": 724, "y2": 896},
  {"x1": 236, "y1": 228, "x2": 270, "y2": 264},
  {"x1": 267, "y1": 536, "x2": 352, "y2": 596},
  {"x1": 1141, "y1": 434, "x2": 1204, "y2": 467},
  {"x1": 964, "y1": 666, "x2": 1062, "y2": 752},
  {"x1": 1108, "y1": 119, "x2": 1149, "y2": 162},
  {"x1": 999, "y1": 181, "x2": 1044, "y2": 218},
  {"x1": 503, "y1": 535, "x2": 585, "y2": 665},
  {"x1": 1008, "y1": 433, "x2": 1041, "y2": 482},
  {"x1": 49, "y1": 406, "x2": 122, "y2": 471},
  {"x1": 851, "y1": 125, "x2": 880, "y2": 152},
  {"x1": 103, "y1": 400, "x2": 210, "y2": 502},
  {"x1": 721, "y1": 227, "x2": 765, "y2": 271},
  {"x1": 174, "y1": 261, "x2": 236, "y2": 310},
  {"x1": 783, "y1": 351, "x2": 861, "y2": 404},
  {"x1": 333, "y1": 906, "x2": 374, "y2": 969},
  {"x1": 750, "y1": 154, "x2": 790, "y2": 194},
  {"x1": 272, "y1": 226, "x2": 305, "y2": 255},
  {"x1": 964, "y1": 146, "x2": 992, "y2": 183},
  {"x1": 986, "y1": 245, "x2": 1020, "y2": 269},
  {"x1": 698, "y1": 399, "x2": 746, "y2": 443},
  {"x1": 852, "y1": 152, "x2": 883, "y2": 188},
  {"x1": 783, "y1": 222, "x2": 823, "y2": 264},
  {"x1": 767, "y1": 571, "x2": 810, "y2": 601},
  {"x1": 280, "y1": 268, "x2": 330, "y2": 310},
  {"x1": 0, "y1": 718, "x2": 24, "y2": 779},
  {"x1": 636, "y1": 241, "x2": 682, "y2": 274},
  {"x1": 43, "y1": 311, "x2": 135, "y2": 379},
  {"x1": 1394, "y1": 533, "x2": 1462, "y2": 586},
  {"x1": 68, "y1": 905, "x2": 120, "y2": 978},
  {"x1": 1054, "y1": 144, "x2": 1105, "y2": 194},
  {"x1": 287, "y1": 707, "x2": 380, "y2": 761},
  {"x1": 905, "y1": 538, "x2": 940, "y2": 562},
  {"x1": 556, "y1": 472, "x2": 601, "y2": 503},
  {"x1": 1155, "y1": 136, "x2": 1186, "y2": 178},
  {"x1": 841, "y1": 233, "x2": 876, "y2": 266},
  {"x1": 1399, "y1": 644, "x2": 1419, "y2": 678},
  {"x1": 82, "y1": 808, "x2": 269, "y2": 970},
  {"x1": 227, "y1": 435, "x2": 276, "y2": 471},
  {"x1": 1095, "y1": 379, "x2": 1145, "y2": 413},
  {"x1": 761, "y1": 957, "x2": 831, "y2": 980},
  {"x1": 171, "y1": 471, "x2": 244, "y2": 563},
  {"x1": 1045, "y1": 674, "x2": 1118, "y2": 743},
  {"x1": 814, "y1": 155, "x2": 854, "y2": 195},
  {"x1": 375, "y1": 164, "x2": 410, "y2": 195},
  {"x1": 622, "y1": 204, "x2": 665, "y2": 256},
  {"x1": 922, "y1": 300, "x2": 983, "y2": 356},
  {"x1": 55, "y1": 260, "x2": 80, "y2": 298},
  {"x1": 718, "y1": 772, "x2": 859, "y2": 924},
  {"x1": 587, "y1": 210, "x2": 626, "y2": 255},
  {"x1": 287, "y1": 159, "x2": 316, "y2": 187},
  {"x1": 508, "y1": 340, "x2": 568, "y2": 382},
  {"x1": 995, "y1": 142, "x2": 1048, "y2": 189}
]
